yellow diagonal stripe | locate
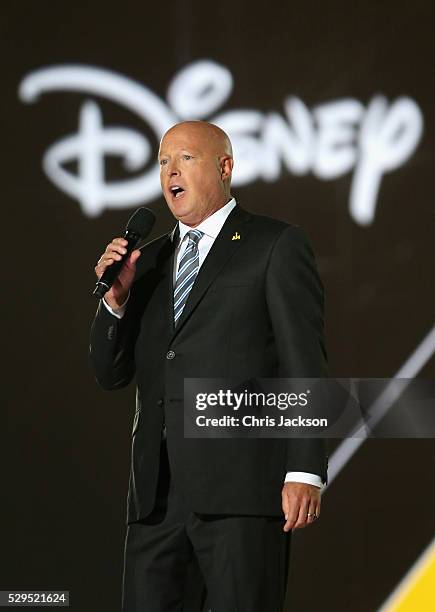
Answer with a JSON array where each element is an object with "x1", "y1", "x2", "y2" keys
[{"x1": 379, "y1": 538, "x2": 435, "y2": 611}]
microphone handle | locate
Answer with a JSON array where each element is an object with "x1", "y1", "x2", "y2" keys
[{"x1": 93, "y1": 229, "x2": 141, "y2": 299}]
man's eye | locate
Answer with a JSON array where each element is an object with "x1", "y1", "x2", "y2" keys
[
  {"x1": 159, "y1": 159, "x2": 167, "y2": 166},
  {"x1": 183, "y1": 155, "x2": 192, "y2": 160}
]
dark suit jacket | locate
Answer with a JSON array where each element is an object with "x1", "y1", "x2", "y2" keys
[{"x1": 90, "y1": 204, "x2": 328, "y2": 524}]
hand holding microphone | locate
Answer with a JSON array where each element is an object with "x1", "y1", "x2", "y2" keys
[{"x1": 93, "y1": 207, "x2": 155, "y2": 309}]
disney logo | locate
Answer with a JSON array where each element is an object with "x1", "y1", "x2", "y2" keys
[{"x1": 19, "y1": 60, "x2": 423, "y2": 225}]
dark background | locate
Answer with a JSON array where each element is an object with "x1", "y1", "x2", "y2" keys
[{"x1": 3, "y1": 1, "x2": 434, "y2": 610}]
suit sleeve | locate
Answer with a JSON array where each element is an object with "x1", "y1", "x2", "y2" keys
[
  {"x1": 89, "y1": 297, "x2": 140, "y2": 391},
  {"x1": 265, "y1": 225, "x2": 328, "y2": 483}
]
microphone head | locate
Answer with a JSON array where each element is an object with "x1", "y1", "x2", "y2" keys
[{"x1": 126, "y1": 207, "x2": 156, "y2": 238}]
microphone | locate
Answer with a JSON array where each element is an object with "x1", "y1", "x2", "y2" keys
[{"x1": 93, "y1": 207, "x2": 155, "y2": 299}]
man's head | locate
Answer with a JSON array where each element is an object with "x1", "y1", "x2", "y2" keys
[{"x1": 158, "y1": 121, "x2": 234, "y2": 227}]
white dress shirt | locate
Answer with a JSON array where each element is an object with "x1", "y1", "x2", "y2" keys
[{"x1": 103, "y1": 197, "x2": 323, "y2": 489}]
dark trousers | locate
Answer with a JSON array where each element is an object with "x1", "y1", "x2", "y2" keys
[{"x1": 122, "y1": 442, "x2": 291, "y2": 612}]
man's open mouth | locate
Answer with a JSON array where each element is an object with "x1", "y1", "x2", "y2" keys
[{"x1": 170, "y1": 186, "x2": 185, "y2": 199}]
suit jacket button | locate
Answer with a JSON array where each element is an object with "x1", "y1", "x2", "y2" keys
[
  {"x1": 166, "y1": 350, "x2": 176, "y2": 360},
  {"x1": 107, "y1": 325, "x2": 115, "y2": 340},
  {"x1": 157, "y1": 399, "x2": 164, "y2": 406}
]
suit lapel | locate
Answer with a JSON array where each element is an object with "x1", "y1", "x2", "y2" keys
[
  {"x1": 166, "y1": 224, "x2": 179, "y2": 335},
  {"x1": 170, "y1": 205, "x2": 252, "y2": 339}
]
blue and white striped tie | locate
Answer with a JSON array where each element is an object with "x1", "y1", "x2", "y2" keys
[{"x1": 174, "y1": 229, "x2": 203, "y2": 325}]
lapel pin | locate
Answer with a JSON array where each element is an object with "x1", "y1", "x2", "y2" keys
[{"x1": 232, "y1": 232, "x2": 241, "y2": 241}]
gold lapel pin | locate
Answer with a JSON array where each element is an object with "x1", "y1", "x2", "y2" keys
[{"x1": 232, "y1": 232, "x2": 241, "y2": 241}]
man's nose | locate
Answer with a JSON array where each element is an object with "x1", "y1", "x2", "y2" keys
[{"x1": 166, "y1": 163, "x2": 180, "y2": 176}]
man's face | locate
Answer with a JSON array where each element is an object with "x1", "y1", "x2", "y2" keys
[{"x1": 158, "y1": 125, "x2": 232, "y2": 227}]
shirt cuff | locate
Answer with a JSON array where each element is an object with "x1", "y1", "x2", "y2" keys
[
  {"x1": 102, "y1": 293, "x2": 130, "y2": 319},
  {"x1": 284, "y1": 471, "x2": 324, "y2": 489}
]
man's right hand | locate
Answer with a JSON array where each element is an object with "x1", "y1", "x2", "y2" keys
[{"x1": 94, "y1": 238, "x2": 141, "y2": 310}]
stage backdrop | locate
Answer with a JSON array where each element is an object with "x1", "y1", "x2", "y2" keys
[{"x1": 3, "y1": 1, "x2": 434, "y2": 611}]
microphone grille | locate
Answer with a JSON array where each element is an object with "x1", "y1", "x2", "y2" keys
[{"x1": 126, "y1": 207, "x2": 156, "y2": 238}]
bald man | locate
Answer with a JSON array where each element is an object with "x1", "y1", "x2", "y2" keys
[{"x1": 90, "y1": 121, "x2": 328, "y2": 611}]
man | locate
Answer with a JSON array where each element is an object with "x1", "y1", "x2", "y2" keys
[{"x1": 90, "y1": 121, "x2": 328, "y2": 611}]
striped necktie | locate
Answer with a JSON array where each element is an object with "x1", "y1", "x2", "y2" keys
[{"x1": 174, "y1": 229, "x2": 204, "y2": 325}]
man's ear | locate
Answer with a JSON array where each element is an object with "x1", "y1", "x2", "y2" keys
[{"x1": 221, "y1": 156, "x2": 234, "y2": 181}]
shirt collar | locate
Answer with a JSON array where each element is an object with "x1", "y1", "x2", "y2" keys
[{"x1": 174, "y1": 197, "x2": 237, "y2": 244}]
